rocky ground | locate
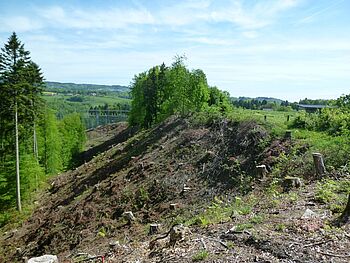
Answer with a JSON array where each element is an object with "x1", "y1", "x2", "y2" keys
[{"x1": 1, "y1": 116, "x2": 350, "y2": 262}]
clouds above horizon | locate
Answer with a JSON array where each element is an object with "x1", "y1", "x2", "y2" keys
[
  {"x1": 0, "y1": 0, "x2": 349, "y2": 101},
  {"x1": 0, "y1": 0, "x2": 304, "y2": 33}
]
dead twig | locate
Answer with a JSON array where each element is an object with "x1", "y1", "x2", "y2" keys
[
  {"x1": 316, "y1": 248, "x2": 350, "y2": 258},
  {"x1": 344, "y1": 232, "x2": 350, "y2": 240},
  {"x1": 200, "y1": 238, "x2": 207, "y2": 250},
  {"x1": 303, "y1": 239, "x2": 332, "y2": 248},
  {"x1": 206, "y1": 237, "x2": 229, "y2": 249},
  {"x1": 218, "y1": 240, "x2": 229, "y2": 249}
]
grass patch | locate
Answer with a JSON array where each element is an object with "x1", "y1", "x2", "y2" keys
[
  {"x1": 235, "y1": 223, "x2": 253, "y2": 231},
  {"x1": 192, "y1": 250, "x2": 209, "y2": 261},
  {"x1": 187, "y1": 196, "x2": 256, "y2": 227},
  {"x1": 250, "y1": 214, "x2": 264, "y2": 224},
  {"x1": 275, "y1": 223, "x2": 286, "y2": 232}
]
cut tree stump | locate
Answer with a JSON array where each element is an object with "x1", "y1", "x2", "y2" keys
[
  {"x1": 312, "y1": 153, "x2": 326, "y2": 177},
  {"x1": 123, "y1": 211, "x2": 136, "y2": 223},
  {"x1": 169, "y1": 224, "x2": 188, "y2": 246},
  {"x1": 169, "y1": 203, "x2": 178, "y2": 210},
  {"x1": 340, "y1": 193, "x2": 350, "y2": 222},
  {"x1": 282, "y1": 176, "x2": 302, "y2": 191},
  {"x1": 284, "y1": 130, "x2": 292, "y2": 140},
  {"x1": 149, "y1": 224, "x2": 161, "y2": 235},
  {"x1": 28, "y1": 255, "x2": 58, "y2": 263},
  {"x1": 256, "y1": 165, "x2": 268, "y2": 179},
  {"x1": 182, "y1": 184, "x2": 191, "y2": 193}
]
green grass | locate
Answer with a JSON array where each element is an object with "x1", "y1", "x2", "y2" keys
[
  {"x1": 234, "y1": 223, "x2": 253, "y2": 231},
  {"x1": 249, "y1": 214, "x2": 264, "y2": 224},
  {"x1": 192, "y1": 250, "x2": 209, "y2": 261},
  {"x1": 315, "y1": 179, "x2": 350, "y2": 204},
  {"x1": 227, "y1": 108, "x2": 297, "y2": 136},
  {"x1": 186, "y1": 196, "x2": 256, "y2": 227}
]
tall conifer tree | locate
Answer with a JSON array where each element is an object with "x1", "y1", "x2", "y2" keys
[{"x1": 0, "y1": 32, "x2": 44, "y2": 211}]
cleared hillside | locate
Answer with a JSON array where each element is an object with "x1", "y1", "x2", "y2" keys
[{"x1": 1, "y1": 116, "x2": 350, "y2": 262}]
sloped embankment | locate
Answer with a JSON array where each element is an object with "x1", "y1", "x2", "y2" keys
[{"x1": 1, "y1": 116, "x2": 315, "y2": 262}]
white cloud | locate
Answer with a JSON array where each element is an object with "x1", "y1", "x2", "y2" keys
[
  {"x1": 1, "y1": 0, "x2": 302, "y2": 34},
  {"x1": 38, "y1": 5, "x2": 155, "y2": 30},
  {"x1": 183, "y1": 36, "x2": 237, "y2": 46},
  {"x1": 0, "y1": 16, "x2": 42, "y2": 32},
  {"x1": 209, "y1": 0, "x2": 301, "y2": 29},
  {"x1": 297, "y1": 0, "x2": 344, "y2": 24},
  {"x1": 242, "y1": 31, "x2": 258, "y2": 39}
]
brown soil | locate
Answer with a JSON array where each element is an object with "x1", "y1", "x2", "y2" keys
[{"x1": 1, "y1": 116, "x2": 350, "y2": 262}]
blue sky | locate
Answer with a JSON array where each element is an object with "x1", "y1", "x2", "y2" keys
[{"x1": 0, "y1": 0, "x2": 349, "y2": 101}]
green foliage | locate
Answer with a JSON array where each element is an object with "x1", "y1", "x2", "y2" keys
[
  {"x1": 231, "y1": 97, "x2": 288, "y2": 110},
  {"x1": 208, "y1": 86, "x2": 231, "y2": 113},
  {"x1": 187, "y1": 196, "x2": 255, "y2": 227},
  {"x1": 20, "y1": 153, "x2": 45, "y2": 200},
  {"x1": 97, "y1": 227, "x2": 107, "y2": 237},
  {"x1": 275, "y1": 223, "x2": 286, "y2": 232},
  {"x1": 293, "y1": 129, "x2": 350, "y2": 169},
  {"x1": 129, "y1": 56, "x2": 232, "y2": 127},
  {"x1": 234, "y1": 223, "x2": 253, "y2": 231},
  {"x1": 192, "y1": 250, "x2": 209, "y2": 261},
  {"x1": 290, "y1": 98, "x2": 350, "y2": 138},
  {"x1": 315, "y1": 179, "x2": 350, "y2": 204},
  {"x1": 249, "y1": 214, "x2": 264, "y2": 224},
  {"x1": 59, "y1": 113, "x2": 86, "y2": 169},
  {"x1": 44, "y1": 94, "x2": 130, "y2": 129},
  {"x1": 0, "y1": 111, "x2": 86, "y2": 214},
  {"x1": 299, "y1": 98, "x2": 333, "y2": 106},
  {"x1": 135, "y1": 187, "x2": 150, "y2": 209},
  {"x1": 66, "y1": 96, "x2": 84, "y2": 102},
  {"x1": 37, "y1": 110, "x2": 63, "y2": 174},
  {"x1": 0, "y1": 152, "x2": 45, "y2": 211}
]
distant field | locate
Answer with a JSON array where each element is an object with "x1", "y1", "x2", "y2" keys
[
  {"x1": 43, "y1": 94, "x2": 130, "y2": 107},
  {"x1": 230, "y1": 108, "x2": 297, "y2": 132}
]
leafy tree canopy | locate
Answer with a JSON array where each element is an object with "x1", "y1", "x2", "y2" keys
[{"x1": 129, "y1": 56, "x2": 231, "y2": 127}]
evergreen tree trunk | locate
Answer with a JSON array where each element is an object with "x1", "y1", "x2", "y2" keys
[
  {"x1": 33, "y1": 121, "x2": 39, "y2": 190},
  {"x1": 43, "y1": 114, "x2": 48, "y2": 174},
  {"x1": 33, "y1": 122, "x2": 38, "y2": 159},
  {"x1": 15, "y1": 102, "x2": 22, "y2": 212}
]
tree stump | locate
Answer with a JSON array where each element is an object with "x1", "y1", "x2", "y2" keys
[
  {"x1": 169, "y1": 224, "x2": 188, "y2": 246},
  {"x1": 109, "y1": 240, "x2": 120, "y2": 249},
  {"x1": 182, "y1": 184, "x2": 191, "y2": 194},
  {"x1": 312, "y1": 153, "x2": 326, "y2": 177},
  {"x1": 284, "y1": 130, "x2": 292, "y2": 140},
  {"x1": 123, "y1": 211, "x2": 136, "y2": 223},
  {"x1": 340, "y1": 193, "x2": 350, "y2": 222},
  {"x1": 282, "y1": 176, "x2": 302, "y2": 191},
  {"x1": 28, "y1": 255, "x2": 58, "y2": 263},
  {"x1": 170, "y1": 203, "x2": 178, "y2": 210},
  {"x1": 256, "y1": 165, "x2": 268, "y2": 179},
  {"x1": 149, "y1": 224, "x2": 160, "y2": 235}
]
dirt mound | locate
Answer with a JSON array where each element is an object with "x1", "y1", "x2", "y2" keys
[{"x1": 2, "y1": 116, "x2": 349, "y2": 262}]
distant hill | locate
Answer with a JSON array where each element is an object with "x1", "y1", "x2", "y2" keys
[
  {"x1": 231, "y1": 96, "x2": 284, "y2": 104},
  {"x1": 45, "y1": 81, "x2": 130, "y2": 93}
]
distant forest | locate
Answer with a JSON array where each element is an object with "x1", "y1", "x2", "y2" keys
[
  {"x1": 45, "y1": 81, "x2": 130, "y2": 98},
  {"x1": 231, "y1": 97, "x2": 334, "y2": 111}
]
